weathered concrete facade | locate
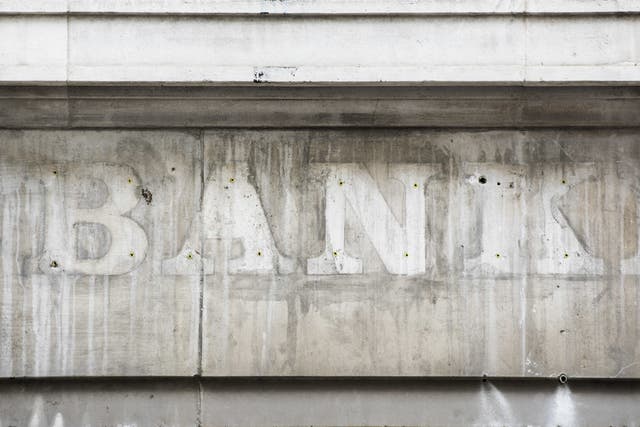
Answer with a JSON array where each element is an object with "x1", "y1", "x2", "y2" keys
[
  {"x1": 3, "y1": 127, "x2": 640, "y2": 379},
  {"x1": 2, "y1": 0, "x2": 640, "y2": 425}
]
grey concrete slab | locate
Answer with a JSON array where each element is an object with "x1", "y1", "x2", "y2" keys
[
  {"x1": 0, "y1": 378, "x2": 199, "y2": 427},
  {"x1": 201, "y1": 378, "x2": 640, "y2": 427},
  {"x1": 0, "y1": 131, "x2": 202, "y2": 376},
  {"x1": 2, "y1": 377, "x2": 640, "y2": 427},
  {"x1": 201, "y1": 129, "x2": 640, "y2": 377},
  {"x1": 4, "y1": 86, "x2": 640, "y2": 129}
]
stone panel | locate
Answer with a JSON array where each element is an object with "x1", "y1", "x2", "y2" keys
[
  {"x1": 201, "y1": 129, "x2": 640, "y2": 377},
  {"x1": 0, "y1": 130, "x2": 202, "y2": 376}
]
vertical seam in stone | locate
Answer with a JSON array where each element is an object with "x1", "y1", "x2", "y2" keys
[
  {"x1": 197, "y1": 128, "x2": 205, "y2": 377},
  {"x1": 196, "y1": 378, "x2": 204, "y2": 427},
  {"x1": 195, "y1": 129, "x2": 205, "y2": 427},
  {"x1": 65, "y1": 12, "x2": 71, "y2": 127},
  {"x1": 523, "y1": 5, "x2": 528, "y2": 84}
]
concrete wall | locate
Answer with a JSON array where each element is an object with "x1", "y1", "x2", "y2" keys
[
  {"x1": 2, "y1": 127, "x2": 640, "y2": 379},
  {"x1": 2, "y1": 1, "x2": 640, "y2": 425}
]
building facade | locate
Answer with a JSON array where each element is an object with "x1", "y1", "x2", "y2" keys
[{"x1": 2, "y1": 1, "x2": 640, "y2": 425}]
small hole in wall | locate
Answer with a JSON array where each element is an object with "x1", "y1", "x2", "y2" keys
[
  {"x1": 495, "y1": 253, "x2": 500, "y2": 258},
  {"x1": 497, "y1": 182, "x2": 501, "y2": 186},
  {"x1": 129, "y1": 252, "x2": 135, "y2": 257},
  {"x1": 257, "y1": 251, "x2": 262, "y2": 256},
  {"x1": 338, "y1": 180, "x2": 344, "y2": 186},
  {"x1": 50, "y1": 260, "x2": 58, "y2": 268},
  {"x1": 479, "y1": 176, "x2": 487, "y2": 184},
  {"x1": 171, "y1": 167, "x2": 176, "y2": 172},
  {"x1": 186, "y1": 253, "x2": 193, "y2": 260},
  {"x1": 413, "y1": 183, "x2": 419, "y2": 188},
  {"x1": 404, "y1": 252, "x2": 409, "y2": 257},
  {"x1": 562, "y1": 179, "x2": 566, "y2": 184}
]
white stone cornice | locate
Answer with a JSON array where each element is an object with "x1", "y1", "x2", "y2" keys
[
  {"x1": 1, "y1": 14, "x2": 639, "y2": 84},
  {"x1": 2, "y1": 0, "x2": 640, "y2": 15}
]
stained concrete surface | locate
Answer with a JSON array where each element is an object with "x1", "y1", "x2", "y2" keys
[
  {"x1": 202, "y1": 129, "x2": 640, "y2": 377},
  {"x1": 3, "y1": 129, "x2": 640, "y2": 378},
  {"x1": 0, "y1": 131, "x2": 202, "y2": 376},
  {"x1": 6, "y1": 86, "x2": 640, "y2": 129},
  {"x1": 1, "y1": 378, "x2": 640, "y2": 426}
]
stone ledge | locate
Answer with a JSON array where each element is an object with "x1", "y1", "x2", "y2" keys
[
  {"x1": 1, "y1": 85, "x2": 640, "y2": 128},
  {"x1": 2, "y1": 0, "x2": 640, "y2": 15}
]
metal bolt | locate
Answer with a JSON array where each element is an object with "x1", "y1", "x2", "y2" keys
[{"x1": 558, "y1": 373, "x2": 568, "y2": 384}]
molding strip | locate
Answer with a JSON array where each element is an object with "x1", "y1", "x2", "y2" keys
[
  {"x1": 2, "y1": 0, "x2": 640, "y2": 15},
  {"x1": 2, "y1": 85, "x2": 640, "y2": 128}
]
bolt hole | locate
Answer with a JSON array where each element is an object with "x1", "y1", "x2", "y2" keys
[
  {"x1": 558, "y1": 373, "x2": 568, "y2": 384},
  {"x1": 496, "y1": 253, "x2": 500, "y2": 258},
  {"x1": 564, "y1": 253, "x2": 569, "y2": 258},
  {"x1": 129, "y1": 252, "x2": 134, "y2": 257},
  {"x1": 404, "y1": 252, "x2": 409, "y2": 257},
  {"x1": 229, "y1": 178, "x2": 235, "y2": 183},
  {"x1": 128, "y1": 178, "x2": 132, "y2": 184},
  {"x1": 413, "y1": 183, "x2": 419, "y2": 188},
  {"x1": 497, "y1": 182, "x2": 501, "y2": 186},
  {"x1": 186, "y1": 253, "x2": 193, "y2": 260},
  {"x1": 171, "y1": 167, "x2": 176, "y2": 172},
  {"x1": 257, "y1": 251, "x2": 262, "y2": 256},
  {"x1": 561, "y1": 179, "x2": 566, "y2": 184},
  {"x1": 338, "y1": 180, "x2": 344, "y2": 186},
  {"x1": 53, "y1": 170, "x2": 58, "y2": 175},
  {"x1": 50, "y1": 260, "x2": 58, "y2": 268},
  {"x1": 332, "y1": 251, "x2": 338, "y2": 257},
  {"x1": 479, "y1": 176, "x2": 487, "y2": 184}
]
